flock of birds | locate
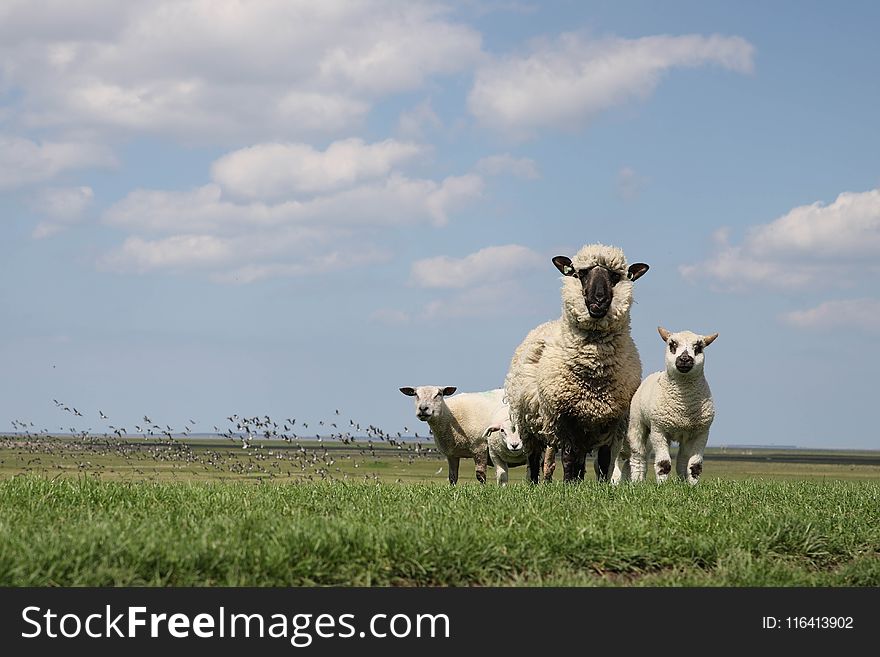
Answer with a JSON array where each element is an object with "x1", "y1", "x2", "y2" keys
[{"x1": 2, "y1": 401, "x2": 442, "y2": 484}]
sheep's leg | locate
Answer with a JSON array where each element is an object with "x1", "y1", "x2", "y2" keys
[
  {"x1": 649, "y1": 430, "x2": 672, "y2": 483},
  {"x1": 526, "y1": 445, "x2": 543, "y2": 484},
  {"x1": 542, "y1": 445, "x2": 557, "y2": 482},
  {"x1": 681, "y1": 432, "x2": 709, "y2": 485},
  {"x1": 495, "y1": 460, "x2": 509, "y2": 485},
  {"x1": 627, "y1": 419, "x2": 650, "y2": 482},
  {"x1": 473, "y1": 449, "x2": 488, "y2": 485},
  {"x1": 675, "y1": 440, "x2": 690, "y2": 480},
  {"x1": 562, "y1": 443, "x2": 587, "y2": 482},
  {"x1": 447, "y1": 456, "x2": 460, "y2": 486},
  {"x1": 594, "y1": 444, "x2": 612, "y2": 481}
]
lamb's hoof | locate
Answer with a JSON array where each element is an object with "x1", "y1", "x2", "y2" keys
[
  {"x1": 656, "y1": 459, "x2": 672, "y2": 476},
  {"x1": 690, "y1": 461, "x2": 703, "y2": 478}
]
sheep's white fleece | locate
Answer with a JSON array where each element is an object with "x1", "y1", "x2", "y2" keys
[
  {"x1": 505, "y1": 244, "x2": 644, "y2": 475},
  {"x1": 429, "y1": 388, "x2": 506, "y2": 458}
]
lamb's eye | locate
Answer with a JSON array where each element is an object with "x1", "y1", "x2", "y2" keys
[
  {"x1": 694, "y1": 343, "x2": 703, "y2": 355},
  {"x1": 668, "y1": 340, "x2": 677, "y2": 353}
]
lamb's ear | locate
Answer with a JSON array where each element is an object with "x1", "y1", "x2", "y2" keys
[
  {"x1": 703, "y1": 333, "x2": 719, "y2": 347},
  {"x1": 552, "y1": 256, "x2": 576, "y2": 277},
  {"x1": 399, "y1": 387, "x2": 417, "y2": 396},
  {"x1": 483, "y1": 424, "x2": 502, "y2": 438},
  {"x1": 441, "y1": 386, "x2": 457, "y2": 396},
  {"x1": 657, "y1": 326, "x2": 671, "y2": 343},
  {"x1": 628, "y1": 263, "x2": 649, "y2": 281}
]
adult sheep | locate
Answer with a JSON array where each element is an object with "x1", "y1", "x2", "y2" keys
[
  {"x1": 399, "y1": 386, "x2": 503, "y2": 485},
  {"x1": 504, "y1": 243, "x2": 649, "y2": 483}
]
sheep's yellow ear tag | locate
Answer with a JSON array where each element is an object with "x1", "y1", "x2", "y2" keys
[{"x1": 563, "y1": 265, "x2": 574, "y2": 275}]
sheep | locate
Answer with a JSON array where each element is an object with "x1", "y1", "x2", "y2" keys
[
  {"x1": 482, "y1": 405, "x2": 527, "y2": 485},
  {"x1": 399, "y1": 386, "x2": 504, "y2": 485},
  {"x1": 504, "y1": 243, "x2": 649, "y2": 483},
  {"x1": 612, "y1": 327, "x2": 718, "y2": 485}
]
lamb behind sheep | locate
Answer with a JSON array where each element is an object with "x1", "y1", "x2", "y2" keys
[
  {"x1": 505, "y1": 243, "x2": 649, "y2": 483},
  {"x1": 399, "y1": 386, "x2": 504, "y2": 484},
  {"x1": 483, "y1": 405, "x2": 527, "y2": 485},
  {"x1": 612, "y1": 327, "x2": 719, "y2": 485}
]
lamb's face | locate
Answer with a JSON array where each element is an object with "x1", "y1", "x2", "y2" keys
[
  {"x1": 399, "y1": 386, "x2": 456, "y2": 421},
  {"x1": 485, "y1": 415, "x2": 524, "y2": 456},
  {"x1": 658, "y1": 328, "x2": 719, "y2": 378},
  {"x1": 554, "y1": 244, "x2": 649, "y2": 330}
]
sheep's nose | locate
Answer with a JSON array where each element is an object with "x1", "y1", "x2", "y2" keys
[{"x1": 510, "y1": 441, "x2": 521, "y2": 450}]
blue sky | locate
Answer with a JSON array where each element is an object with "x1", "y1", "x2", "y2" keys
[{"x1": 1, "y1": 1, "x2": 878, "y2": 449}]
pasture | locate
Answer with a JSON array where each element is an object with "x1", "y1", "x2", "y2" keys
[{"x1": 1, "y1": 435, "x2": 878, "y2": 586}]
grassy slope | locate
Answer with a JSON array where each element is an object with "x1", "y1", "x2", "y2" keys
[{"x1": 1, "y1": 476, "x2": 877, "y2": 586}]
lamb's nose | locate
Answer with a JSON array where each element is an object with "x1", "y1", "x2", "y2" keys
[{"x1": 510, "y1": 442, "x2": 521, "y2": 450}]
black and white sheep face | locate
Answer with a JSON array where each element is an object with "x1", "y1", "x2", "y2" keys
[
  {"x1": 658, "y1": 327, "x2": 719, "y2": 378},
  {"x1": 554, "y1": 244, "x2": 649, "y2": 328},
  {"x1": 399, "y1": 386, "x2": 457, "y2": 421}
]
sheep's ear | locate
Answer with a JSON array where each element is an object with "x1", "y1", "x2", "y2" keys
[
  {"x1": 628, "y1": 263, "x2": 650, "y2": 281},
  {"x1": 703, "y1": 333, "x2": 719, "y2": 347},
  {"x1": 552, "y1": 256, "x2": 576, "y2": 277},
  {"x1": 483, "y1": 424, "x2": 502, "y2": 438},
  {"x1": 441, "y1": 386, "x2": 457, "y2": 396},
  {"x1": 657, "y1": 326, "x2": 671, "y2": 343},
  {"x1": 399, "y1": 387, "x2": 417, "y2": 396}
]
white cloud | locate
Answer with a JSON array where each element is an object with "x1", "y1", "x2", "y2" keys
[
  {"x1": 31, "y1": 185, "x2": 94, "y2": 238},
  {"x1": 104, "y1": 172, "x2": 484, "y2": 235},
  {"x1": 211, "y1": 247, "x2": 391, "y2": 284},
  {"x1": 370, "y1": 308, "x2": 411, "y2": 324},
  {"x1": 0, "y1": 135, "x2": 115, "y2": 188},
  {"x1": 3, "y1": 1, "x2": 482, "y2": 142},
  {"x1": 781, "y1": 298, "x2": 880, "y2": 333},
  {"x1": 422, "y1": 281, "x2": 533, "y2": 319},
  {"x1": 211, "y1": 138, "x2": 425, "y2": 200},
  {"x1": 682, "y1": 188, "x2": 880, "y2": 290},
  {"x1": 411, "y1": 244, "x2": 543, "y2": 288},
  {"x1": 468, "y1": 33, "x2": 754, "y2": 136},
  {"x1": 397, "y1": 99, "x2": 442, "y2": 139},
  {"x1": 475, "y1": 154, "x2": 540, "y2": 179},
  {"x1": 616, "y1": 166, "x2": 645, "y2": 201}
]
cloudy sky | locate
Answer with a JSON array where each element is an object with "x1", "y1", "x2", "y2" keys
[{"x1": 2, "y1": 1, "x2": 878, "y2": 449}]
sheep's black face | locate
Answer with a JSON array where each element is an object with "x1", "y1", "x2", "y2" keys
[{"x1": 553, "y1": 256, "x2": 649, "y2": 321}]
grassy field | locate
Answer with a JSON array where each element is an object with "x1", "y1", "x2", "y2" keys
[
  {"x1": 1, "y1": 435, "x2": 878, "y2": 586},
  {"x1": 0, "y1": 476, "x2": 877, "y2": 586}
]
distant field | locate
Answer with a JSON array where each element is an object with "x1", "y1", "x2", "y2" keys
[
  {"x1": 2, "y1": 434, "x2": 880, "y2": 483},
  {"x1": 0, "y1": 476, "x2": 877, "y2": 586}
]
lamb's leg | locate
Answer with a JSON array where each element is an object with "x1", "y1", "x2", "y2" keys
[
  {"x1": 542, "y1": 445, "x2": 557, "y2": 482},
  {"x1": 496, "y1": 460, "x2": 509, "y2": 486},
  {"x1": 649, "y1": 429, "x2": 672, "y2": 483},
  {"x1": 681, "y1": 431, "x2": 709, "y2": 485},
  {"x1": 526, "y1": 445, "x2": 542, "y2": 484},
  {"x1": 609, "y1": 432, "x2": 628, "y2": 485},
  {"x1": 447, "y1": 456, "x2": 460, "y2": 486},
  {"x1": 562, "y1": 442, "x2": 587, "y2": 482},
  {"x1": 627, "y1": 418, "x2": 650, "y2": 482},
  {"x1": 473, "y1": 449, "x2": 488, "y2": 485}
]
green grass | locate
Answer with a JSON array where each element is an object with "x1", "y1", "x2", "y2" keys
[{"x1": 1, "y1": 476, "x2": 877, "y2": 586}]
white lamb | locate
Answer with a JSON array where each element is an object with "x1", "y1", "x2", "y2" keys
[
  {"x1": 482, "y1": 405, "x2": 527, "y2": 485},
  {"x1": 399, "y1": 386, "x2": 504, "y2": 485},
  {"x1": 612, "y1": 327, "x2": 719, "y2": 485}
]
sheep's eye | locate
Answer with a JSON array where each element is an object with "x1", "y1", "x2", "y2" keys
[
  {"x1": 694, "y1": 343, "x2": 703, "y2": 355},
  {"x1": 609, "y1": 272, "x2": 621, "y2": 285},
  {"x1": 668, "y1": 340, "x2": 677, "y2": 353}
]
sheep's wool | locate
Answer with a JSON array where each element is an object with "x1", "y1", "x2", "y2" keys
[{"x1": 506, "y1": 244, "x2": 644, "y2": 454}]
